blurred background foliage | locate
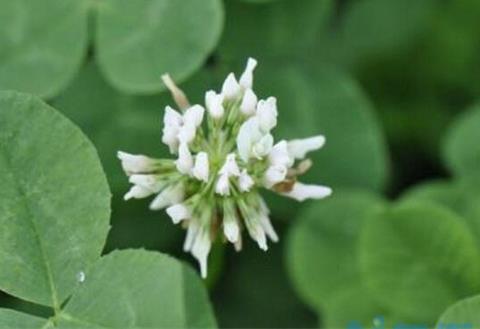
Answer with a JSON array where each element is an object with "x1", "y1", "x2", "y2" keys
[{"x1": 2, "y1": 0, "x2": 480, "y2": 327}]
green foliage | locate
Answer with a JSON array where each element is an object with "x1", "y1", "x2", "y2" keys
[
  {"x1": 443, "y1": 104, "x2": 480, "y2": 178},
  {"x1": 0, "y1": 0, "x2": 88, "y2": 98},
  {"x1": 0, "y1": 0, "x2": 224, "y2": 98},
  {"x1": 436, "y1": 295, "x2": 480, "y2": 328},
  {"x1": 95, "y1": 0, "x2": 224, "y2": 94},
  {"x1": 287, "y1": 190, "x2": 386, "y2": 327},
  {"x1": 254, "y1": 63, "x2": 389, "y2": 217},
  {"x1": 0, "y1": 92, "x2": 216, "y2": 328},
  {"x1": 2, "y1": 0, "x2": 480, "y2": 327},
  {"x1": 0, "y1": 91, "x2": 110, "y2": 308},
  {"x1": 0, "y1": 309, "x2": 47, "y2": 329},
  {"x1": 359, "y1": 201, "x2": 480, "y2": 324},
  {"x1": 57, "y1": 250, "x2": 217, "y2": 328},
  {"x1": 220, "y1": 0, "x2": 333, "y2": 61},
  {"x1": 327, "y1": 0, "x2": 435, "y2": 66}
]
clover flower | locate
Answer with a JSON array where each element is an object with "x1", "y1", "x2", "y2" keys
[{"x1": 118, "y1": 58, "x2": 332, "y2": 278}]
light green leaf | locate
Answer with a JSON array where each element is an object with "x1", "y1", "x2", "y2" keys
[
  {"x1": 0, "y1": 0, "x2": 88, "y2": 98},
  {"x1": 359, "y1": 201, "x2": 480, "y2": 324},
  {"x1": 322, "y1": 286, "x2": 389, "y2": 329},
  {"x1": 400, "y1": 180, "x2": 480, "y2": 243},
  {"x1": 95, "y1": 0, "x2": 224, "y2": 94},
  {"x1": 219, "y1": 0, "x2": 333, "y2": 60},
  {"x1": 286, "y1": 190, "x2": 385, "y2": 326},
  {"x1": 57, "y1": 250, "x2": 217, "y2": 328},
  {"x1": 0, "y1": 91, "x2": 111, "y2": 307},
  {"x1": 443, "y1": 104, "x2": 480, "y2": 178},
  {"x1": 436, "y1": 295, "x2": 480, "y2": 328},
  {"x1": 0, "y1": 308, "x2": 48, "y2": 329}
]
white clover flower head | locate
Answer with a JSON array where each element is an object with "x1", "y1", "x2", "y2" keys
[{"x1": 118, "y1": 58, "x2": 332, "y2": 278}]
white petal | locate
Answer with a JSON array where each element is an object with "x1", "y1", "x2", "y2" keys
[
  {"x1": 149, "y1": 184, "x2": 184, "y2": 210},
  {"x1": 163, "y1": 106, "x2": 183, "y2": 127},
  {"x1": 223, "y1": 219, "x2": 240, "y2": 243},
  {"x1": 223, "y1": 200, "x2": 240, "y2": 243},
  {"x1": 281, "y1": 182, "x2": 332, "y2": 201},
  {"x1": 252, "y1": 134, "x2": 274, "y2": 159},
  {"x1": 192, "y1": 152, "x2": 209, "y2": 182},
  {"x1": 177, "y1": 121, "x2": 197, "y2": 144},
  {"x1": 215, "y1": 174, "x2": 231, "y2": 196},
  {"x1": 161, "y1": 126, "x2": 180, "y2": 153},
  {"x1": 259, "y1": 213, "x2": 279, "y2": 242},
  {"x1": 239, "y1": 57, "x2": 258, "y2": 89},
  {"x1": 269, "y1": 140, "x2": 294, "y2": 168},
  {"x1": 256, "y1": 97, "x2": 278, "y2": 133},
  {"x1": 238, "y1": 169, "x2": 254, "y2": 192},
  {"x1": 287, "y1": 135, "x2": 326, "y2": 159},
  {"x1": 246, "y1": 221, "x2": 268, "y2": 251},
  {"x1": 183, "y1": 221, "x2": 200, "y2": 252},
  {"x1": 124, "y1": 185, "x2": 152, "y2": 200},
  {"x1": 175, "y1": 143, "x2": 193, "y2": 175},
  {"x1": 219, "y1": 153, "x2": 241, "y2": 177},
  {"x1": 222, "y1": 73, "x2": 241, "y2": 100},
  {"x1": 263, "y1": 165, "x2": 287, "y2": 188},
  {"x1": 129, "y1": 174, "x2": 164, "y2": 193},
  {"x1": 166, "y1": 203, "x2": 191, "y2": 224},
  {"x1": 205, "y1": 90, "x2": 225, "y2": 119},
  {"x1": 191, "y1": 227, "x2": 211, "y2": 278},
  {"x1": 183, "y1": 105, "x2": 205, "y2": 127},
  {"x1": 117, "y1": 151, "x2": 157, "y2": 174},
  {"x1": 236, "y1": 117, "x2": 262, "y2": 162},
  {"x1": 240, "y1": 88, "x2": 258, "y2": 116}
]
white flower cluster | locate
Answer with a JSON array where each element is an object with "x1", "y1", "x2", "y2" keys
[{"x1": 118, "y1": 58, "x2": 332, "y2": 278}]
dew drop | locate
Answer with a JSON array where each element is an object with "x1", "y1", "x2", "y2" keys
[{"x1": 76, "y1": 271, "x2": 86, "y2": 283}]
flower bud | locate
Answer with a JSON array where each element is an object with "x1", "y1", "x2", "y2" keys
[
  {"x1": 238, "y1": 169, "x2": 254, "y2": 192},
  {"x1": 149, "y1": 184, "x2": 184, "y2": 210},
  {"x1": 240, "y1": 88, "x2": 258, "y2": 116},
  {"x1": 117, "y1": 151, "x2": 157, "y2": 175},
  {"x1": 263, "y1": 164, "x2": 287, "y2": 188},
  {"x1": 239, "y1": 57, "x2": 258, "y2": 89},
  {"x1": 256, "y1": 97, "x2": 277, "y2": 133},
  {"x1": 192, "y1": 152, "x2": 209, "y2": 182},
  {"x1": 205, "y1": 90, "x2": 225, "y2": 119},
  {"x1": 222, "y1": 73, "x2": 241, "y2": 100},
  {"x1": 183, "y1": 105, "x2": 205, "y2": 127},
  {"x1": 175, "y1": 143, "x2": 193, "y2": 175},
  {"x1": 166, "y1": 203, "x2": 191, "y2": 224},
  {"x1": 288, "y1": 135, "x2": 326, "y2": 159},
  {"x1": 281, "y1": 182, "x2": 332, "y2": 201}
]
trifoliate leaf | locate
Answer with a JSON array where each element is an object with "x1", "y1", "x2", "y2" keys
[
  {"x1": 400, "y1": 180, "x2": 480, "y2": 243},
  {"x1": 0, "y1": 91, "x2": 110, "y2": 307},
  {"x1": 286, "y1": 190, "x2": 386, "y2": 327},
  {"x1": 0, "y1": 0, "x2": 88, "y2": 98},
  {"x1": 359, "y1": 201, "x2": 480, "y2": 324},
  {"x1": 95, "y1": 0, "x2": 224, "y2": 94},
  {"x1": 57, "y1": 250, "x2": 217, "y2": 328}
]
